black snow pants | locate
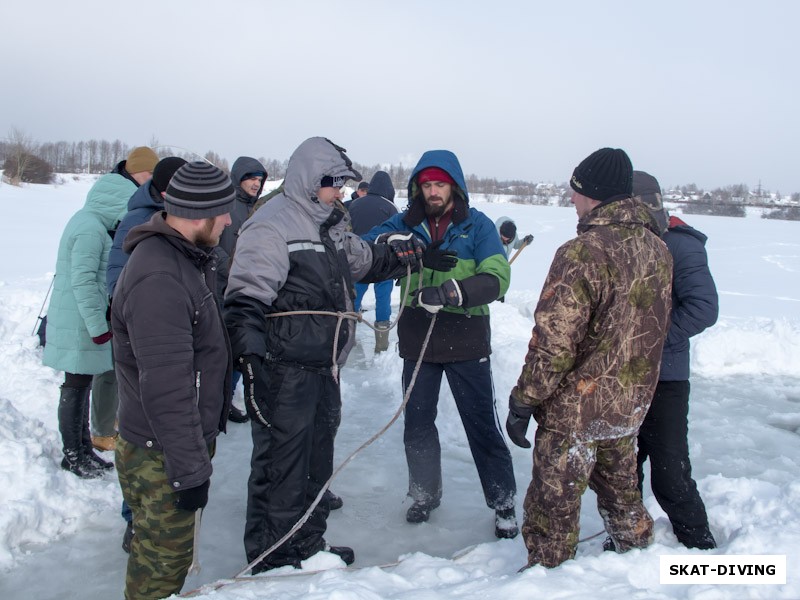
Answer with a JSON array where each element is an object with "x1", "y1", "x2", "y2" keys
[
  {"x1": 244, "y1": 361, "x2": 341, "y2": 571},
  {"x1": 637, "y1": 380, "x2": 715, "y2": 548}
]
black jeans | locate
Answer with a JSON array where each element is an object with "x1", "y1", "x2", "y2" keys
[{"x1": 637, "y1": 380, "x2": 713, "y2": 546}]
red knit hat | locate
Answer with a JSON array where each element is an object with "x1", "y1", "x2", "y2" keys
[{"x1": 416, "y1": 167, "x2": 455, "y2": 185}]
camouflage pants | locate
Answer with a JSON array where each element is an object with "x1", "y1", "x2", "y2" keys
[
  {"x1": 522, "y1": 428, "x2": 653, "y2": 568},
  {"x1": 116, "y1": 436, "x2": 197, "y2": 600}
]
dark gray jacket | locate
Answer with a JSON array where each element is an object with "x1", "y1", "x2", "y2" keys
[
  {"x1": 112, "y1": 213, "x2": 232, "y2": 490},
  {"x1": 224, "y1": 137, "x2": 406, "y2": 368}
]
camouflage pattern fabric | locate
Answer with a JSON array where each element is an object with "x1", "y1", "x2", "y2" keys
[
  {"x1": 116, "y1": 436, "x2": 198, "y2": 600},
  {"x1": 512, "y1": 197, "x2": 673, "y2": 440},
  {"x1": 522, "y1": 429, "x2": 653, "y2": 568}
]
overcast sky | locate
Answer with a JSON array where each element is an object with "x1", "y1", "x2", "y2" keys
[{"x1": 3, "y1": 0, "x2": 798, "y2": 193}]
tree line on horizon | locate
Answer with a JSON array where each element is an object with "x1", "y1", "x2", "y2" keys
[{"x1": 2, "y1": 131, "x2": 798, "y2": 221}]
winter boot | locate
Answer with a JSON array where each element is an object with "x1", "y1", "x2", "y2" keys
[
  {"x1": 324, "y1": 543, "x2": 355, "y2": 565},
  {"x1": 59, "y1": 386, "x2": 104, "y2": 479},
  {"x1": 80, "y1": 389, "x2": 114, "y2": 471},
  {"x1": 323, "y1": 488, "x2": 343, "y2": 510},
  {"x1": 494, "y1": 507, "x2": 519, "y2": 539},
  {"x1": 406, "y1": 499, "x2": 440, "y2": 523},
  {"x1": 374, "y1": 321, "x2": 390, "y2": 353},
  {"x1": 228, "y1": 405, "x2": 249, "y2": 423}
]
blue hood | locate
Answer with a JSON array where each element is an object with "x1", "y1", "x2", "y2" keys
[{"x1": 407, "y1": 150, "x2": 469, "y2": 203}]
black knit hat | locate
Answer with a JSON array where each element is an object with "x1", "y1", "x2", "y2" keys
[
  {"x1": 633, "y1": 170, "x2": 668, "y2": 233},
  {"x1": 499, "y1": 220, "x2": 517, "y2": 240},
  {"x1": 151, "y1": 157, "x2": 187, "y2": 195},
  {"x1": 357, "y1": 181, "x2": 370, "y2": 191},
  {"x1": 164, "y1": 161, "x2": 236, "y2": 219},
  {"x1": 570, "y1": 147, "x2": 633, "y2": 202}
]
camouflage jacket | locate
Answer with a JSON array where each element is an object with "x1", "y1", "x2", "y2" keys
[{"x1": 511, "y1": 197, "x2": 673, "y2": 441}]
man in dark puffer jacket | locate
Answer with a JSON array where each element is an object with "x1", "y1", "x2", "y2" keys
[
  {"x1": 112, "y1": 162, "x2": 235, "y2": 600},
  {"x1": 632, "y1": 170, "x2": 718, "y2": 550}
]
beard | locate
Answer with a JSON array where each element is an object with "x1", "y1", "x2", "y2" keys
[
  {"x1": 195, "y1": 218, "x2": 220, "y2": 247},
  {"x1": 424, "y1": 197, "x2": 447, "y2": 218}
]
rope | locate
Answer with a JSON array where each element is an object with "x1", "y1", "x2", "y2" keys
[{"x1": 31, "y1": 274, "x2": 55, "y2": 336}]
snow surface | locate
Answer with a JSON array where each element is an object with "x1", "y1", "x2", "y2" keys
[{"x1": 0, "y1": 175, "x2": 798, "y2": 599}]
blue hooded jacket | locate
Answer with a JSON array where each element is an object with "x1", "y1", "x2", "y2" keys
[{"x1": 363, "y1": 150, "x2": 509, "y2": 362}]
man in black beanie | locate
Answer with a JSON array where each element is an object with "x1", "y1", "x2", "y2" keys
[
  {"x1": 506, "y1": 147, "x2": 674, "y2": 569},
  {"x1": 112, "y1": 161, "x2": 235, "y2": 599}
]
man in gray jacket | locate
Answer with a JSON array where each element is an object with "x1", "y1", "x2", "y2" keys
[
  {"x1": 224, "y1": 137, "x2": 456, "y2": 572},
  {"x1": 112, "y1": 161, "x2": 235, "y2": 600}
]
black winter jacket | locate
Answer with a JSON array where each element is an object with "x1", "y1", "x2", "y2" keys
[{"x1": 112, "y1": 213, "x2": 232, "y2": 491}]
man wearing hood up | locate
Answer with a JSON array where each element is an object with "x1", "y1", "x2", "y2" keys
[
  {"x1": 224, "y1": 137, "x2": 456, "y2": 571},
  {"x1": 217, "y1": 156, "x2": 268, "y2": 424},
  {"x1": 363, "y1": 150, "x2": 519, "y2": 539},
  {"x1": 348, "y1": 170, "x2": 399, "y2": 352}
]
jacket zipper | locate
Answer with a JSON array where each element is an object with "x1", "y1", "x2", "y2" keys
[{"x1": 195, "y1": 371, "x2": 201, "y2": 407}]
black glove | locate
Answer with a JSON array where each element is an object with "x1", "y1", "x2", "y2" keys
[
  {"x1": 376, "y1": 232, "x2": 426, "y2": 267},
  {"x1": 421, "y1": 239, "x2": 458, "y2": 272},
  {"x1": 522, "y1": 234, "x2": 534, "y2": 245},
  {"x1": 238, "y1": 354, "x2": 270, "y2": 426},
  {"x1": 173, "y1": 479, "x2": 209, "y2": 512},
  {"x1": 505, "y1": 394, "x2": 533, "y2": 448},
  {"x1": 410, "y1": 279, "x2": 463, "y2": 313}
]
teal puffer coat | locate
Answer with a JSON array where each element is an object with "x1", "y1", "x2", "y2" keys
[{"x1": 43, "y1": 172, "x2": 134, "y2": 375}]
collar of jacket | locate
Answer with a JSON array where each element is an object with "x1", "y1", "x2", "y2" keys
[{"x1": 402, "y1": 190, "x2": 468, "y2": 228}]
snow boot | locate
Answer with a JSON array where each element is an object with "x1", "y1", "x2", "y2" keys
[
  {"x1": 602, "y1": 536, "x2": 616, "y2": 552},
  {"x1": 494, "y1": 507, "x2": 519, "y2": 539},
  {"x1": 676, "y1": 525, "x2": 717, "y2": 550},
  {"x1": 228, "y1": 405, "x2": 249, "y2": 423},
  {"x1": 406, "y1": 499, "x2": 440, "y2": 523},
  {"x1": 323, "y1": 488, "x2": 343, "y2": 510},
  {"x1": 325, "y1": 543, "x2": 355, "y2": 565},
  {"x1": 59, "y1": 386, "x2": 104, "y2": 479},
  {"x1": 374, "y1": 321, "x2": 390, "y2": 353},
  {"x1": 80, "y1": 389, "x2": 114, "y2": 471}
]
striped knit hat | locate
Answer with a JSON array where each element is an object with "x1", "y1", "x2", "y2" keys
[{"x1": 164, "y1": 161, "x2": 236, "y2": 219}]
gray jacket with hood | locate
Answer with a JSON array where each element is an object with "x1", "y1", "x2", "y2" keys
[{"x1": 224, "y1": 137, "x2": 407, "y2": 368}]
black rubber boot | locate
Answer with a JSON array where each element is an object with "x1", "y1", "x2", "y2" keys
[
  {"x1": 58, "y1": 386, "x2": 103, "y2": 479},
  {"x1": 323, "y1": 488, "x2": 343, "y2": 510},
  {"x1": 406, "y1": 500, "x2": 440, "y2": 523},
  {"x1": 325, "y1": 543, "x2": 355, "y2": 565},
  {"x1": 80, "y1": 388, "x2": 113, "y2": 470}
]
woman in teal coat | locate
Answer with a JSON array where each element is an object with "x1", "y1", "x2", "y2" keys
[{"x1": 44, "y1": 149, "x2": 155, "y2": 478}]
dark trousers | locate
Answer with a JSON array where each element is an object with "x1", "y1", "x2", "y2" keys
[
  {"x1": 637, "y1": 380, "x2": 712, "y2": 546},
  {"x1": 245, "y1": 362, "x2": 341, "y2": 570},
  {"x1": 402, "y1": 358, "x2": 516, "y2": 509}
]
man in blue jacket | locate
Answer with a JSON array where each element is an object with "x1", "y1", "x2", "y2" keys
[
  {"x1": 348, "y1": 170, "x2": 399, "y2": 352},
  {"x1": 363, "y1": 150, "x2": 518, "y2": 539},
  {"x1": 630, "y1": 170, "x2": 718, "y2": 550}
]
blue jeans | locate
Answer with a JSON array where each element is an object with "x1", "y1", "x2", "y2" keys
[{"x1": 354, "y1": 280, "x2": 393, "y2": 322}]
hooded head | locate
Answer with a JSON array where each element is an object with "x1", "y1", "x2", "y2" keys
[
  {"x1": 366, "y1": 170, "x2": 395, "y2": 202},
  {"x1": 283, "y1": 137, "x2": 361, "y2": 209},
  {"x1": 403, "y1": 150, "x2": 468, "y2": 226},
  {"x1": 633, "y1": 170, "x2": 669, "y2": 234}
]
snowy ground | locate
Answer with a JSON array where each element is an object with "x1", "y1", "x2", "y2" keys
[{"x1": 0, "y1": 175, "x2": 798, "y2": 599}]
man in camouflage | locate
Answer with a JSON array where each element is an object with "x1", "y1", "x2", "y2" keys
[
  {"x1": 505, "y1": 147, "x2": 673, "y2": 569},
  {"x1": 112, "y1": 162, "x2": 235, "y2": 599}
]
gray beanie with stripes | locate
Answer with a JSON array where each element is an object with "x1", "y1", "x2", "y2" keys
[{"x1": 164, "y1": 161, "x2": 236, "y2": 219}]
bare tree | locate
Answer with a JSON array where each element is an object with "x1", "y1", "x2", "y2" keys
[{"x1": 3, "y1": 127, "x2": 38, "y2": 185}]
